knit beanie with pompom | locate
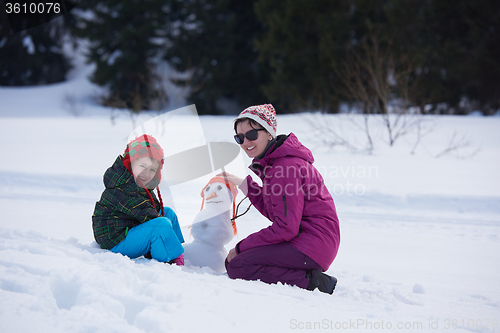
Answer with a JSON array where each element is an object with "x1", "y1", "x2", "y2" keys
[{"x1": 235, "y1": 104, "x2": 277, "y2": 138}]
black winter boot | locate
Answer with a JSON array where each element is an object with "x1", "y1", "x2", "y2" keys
[{"x1": 306, "y1": 270, "x2": 337, "y2": 295}]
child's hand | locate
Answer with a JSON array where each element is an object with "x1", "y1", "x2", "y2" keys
[{"x1": 226, "y1": 248, "x2": 237, "y2": 262}]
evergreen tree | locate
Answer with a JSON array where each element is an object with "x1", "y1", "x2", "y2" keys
[
  {"x1": 0, "y1": 18, "x2": 71, "y2": 86},
  {"x1": 74, "y1": 0, "x2": 171, "y2": 112},
  {"x1": 254, "y1": 0, "x2": 355, "y2": 112},
  {"x1": 254, "y1": 0, "x2": 500, "y2": 114},
  {"x1": 416, "y1": 0, "x2": 500, "y2": 114},
  {"x1": 165, "y1": 0, "x2": 270, "y2": 115}
]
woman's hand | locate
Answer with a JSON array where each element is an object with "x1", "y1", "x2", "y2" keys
[
  {"x1": 217, "y1": 171, "x2": 249, "y2": 196},
  {"x1": 226, "y1": 248, "x2": 238, "y2": 262},
  {"x1": 217, "y1": 172, "x2": 244, "y2": 187}
]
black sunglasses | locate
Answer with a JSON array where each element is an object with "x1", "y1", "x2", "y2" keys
[{"x1": 234, "y1": 128, "x2": 266, "y2": 144}]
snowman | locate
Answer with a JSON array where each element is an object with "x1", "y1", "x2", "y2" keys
[{"x1": 183, "y1": 176, "x2": 238, "y2": 273}]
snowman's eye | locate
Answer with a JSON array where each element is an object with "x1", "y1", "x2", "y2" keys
[
  {"x1": 217, "y1": 185, "x2": 222, "y2": 190},
  {"x1": 205, "y1": 186, "x2": 210, "y2": 192}
]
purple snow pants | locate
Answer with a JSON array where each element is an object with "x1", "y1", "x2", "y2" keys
[{"x1": 225, "y1": 242, "x2": 322, "y2": 289}]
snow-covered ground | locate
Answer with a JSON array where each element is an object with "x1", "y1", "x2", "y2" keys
[{"x1": 1, "y1": 58, "x2": 499, "y2": 333}]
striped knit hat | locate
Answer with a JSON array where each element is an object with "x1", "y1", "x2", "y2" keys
[
  {"x1": 122, "y1": 134, "x2": 164, "y2": 186},
  {"x1": 235, "y1": 104, "x2": 277, "y2": 138},
  {"x1": 122, "y1": 134, "x2": 165, "y2": 215}
]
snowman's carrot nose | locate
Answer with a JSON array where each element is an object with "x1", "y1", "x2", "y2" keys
[{"x1": 206, "y1": 192, "x2": 218, "y2": 200}]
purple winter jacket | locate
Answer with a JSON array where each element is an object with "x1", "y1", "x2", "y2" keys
[{"x1": 237, "y1": 133, "x2": 340, "y2": 271}]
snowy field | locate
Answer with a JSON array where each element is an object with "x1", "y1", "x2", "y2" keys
[{"x1": 1, "y1": 62, "x2": 500, "y2": 333}]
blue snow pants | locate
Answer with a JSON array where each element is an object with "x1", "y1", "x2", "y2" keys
[{"x1": 111, "y1": 207, "x2": 185, "y2": 263}]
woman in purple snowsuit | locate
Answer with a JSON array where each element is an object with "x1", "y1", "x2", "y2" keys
[{"x1": 219, "y1": 104, "x2": 340, "y2": 294}]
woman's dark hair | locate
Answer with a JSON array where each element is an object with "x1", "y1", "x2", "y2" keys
[{"x1": 234, "y1": 118, "x2": 265, "y2": 134}]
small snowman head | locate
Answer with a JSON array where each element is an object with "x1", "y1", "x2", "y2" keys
[{"x1": 200, "y1": 176, "x2": 238, "y2": 235}]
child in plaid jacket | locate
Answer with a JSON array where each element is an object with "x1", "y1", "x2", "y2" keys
[{"x1": 92, "y1": 134, "x2": 184, "y2": 264}]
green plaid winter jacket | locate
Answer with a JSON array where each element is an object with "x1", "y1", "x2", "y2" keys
[{"x1": 92, "y1": 156, "x2": 162, "y2": 249}]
